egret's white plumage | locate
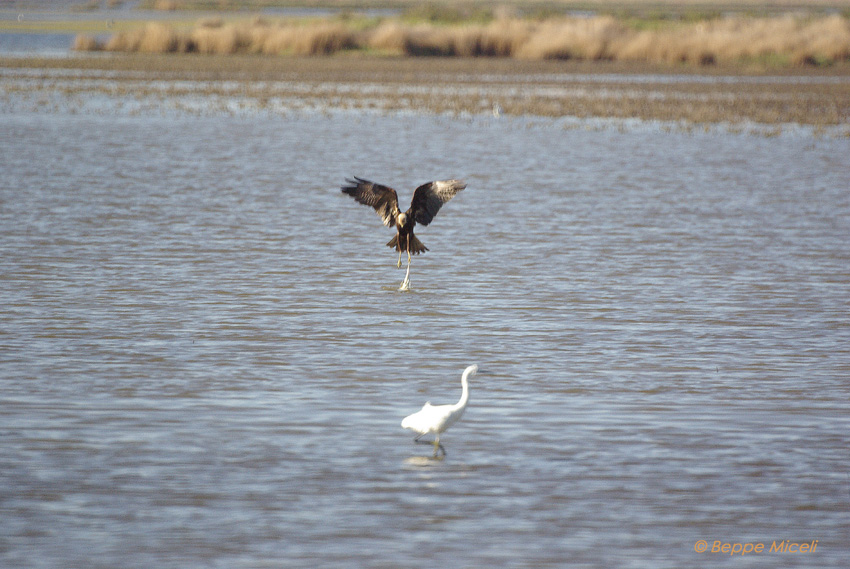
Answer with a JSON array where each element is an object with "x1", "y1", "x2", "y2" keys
[{"x1": 401, "y1": 364, "x2": 478, "y2": 457}]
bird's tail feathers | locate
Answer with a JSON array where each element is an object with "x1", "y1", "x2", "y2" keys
[
  {"x1": 386, "y1": 234, "x2": 429, "y2": 254},
  {"x1": 409, "y1": 234, "x2": 428, "y2": 255}
]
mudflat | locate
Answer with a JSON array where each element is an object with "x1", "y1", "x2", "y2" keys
[{"x1": 3, "y1": 54, "x2": 849, "y2": 126}]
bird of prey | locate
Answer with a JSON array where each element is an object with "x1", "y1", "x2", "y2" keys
[{"x1": 341, "y1": 177, "x2": 466, "y2": 289}]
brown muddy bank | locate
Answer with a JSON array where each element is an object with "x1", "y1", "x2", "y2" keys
[{"x1": 3, "y1": 54, "x2": 849, "y2": 127}]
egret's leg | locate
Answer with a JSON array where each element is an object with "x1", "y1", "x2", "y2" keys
[
  {"x1": 413, "y1": 435, "x2": 444, "y2": 457},
  {"x1": 433, "y1": 436, "x2": 446, "y2": 458},
  {"x1": 413, "y1": 435, "x2": 432, "y2": 447}
]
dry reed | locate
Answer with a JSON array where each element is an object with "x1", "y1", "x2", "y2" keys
[
  {"x1": 615, "y1": 14, "x2": 850, "y2": 65},
  {"x1": 76, "y1": 14, "x2": 850, "y2": 66},
  {"x1": 72, "y1": 34, "x2": 101, "y2": 52}
]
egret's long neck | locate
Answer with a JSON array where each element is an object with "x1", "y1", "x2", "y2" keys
[{"x1": 455, "y1": 370, "x2": 470, "y2": 409}]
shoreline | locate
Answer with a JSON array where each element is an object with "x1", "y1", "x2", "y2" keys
[{"x1": 2, "y1": 53, "x2": 849, "y2": 128}]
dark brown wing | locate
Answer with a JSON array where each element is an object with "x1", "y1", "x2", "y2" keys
[
  {"x1": 341, "y1": 177, "x2": 400, "y2": 228},
  {"x1": 408, "y1": 179, "x2": 467, "y2": 226}
]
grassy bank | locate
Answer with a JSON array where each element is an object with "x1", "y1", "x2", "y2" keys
[{"x1": 69, "y1": 12, "x2": 850, "y2": 66}]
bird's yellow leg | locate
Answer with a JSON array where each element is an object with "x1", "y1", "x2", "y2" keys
[
  {"x1": 432, "y1": 437, "x2": 446, "y2": 458},
  {"x1": 397, "y1": 250, "x2": 402, "y2": 268}
]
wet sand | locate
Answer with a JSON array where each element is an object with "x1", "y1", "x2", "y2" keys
[{"x1": 3, "y1": 54, "x2": 849, "y2": 127}]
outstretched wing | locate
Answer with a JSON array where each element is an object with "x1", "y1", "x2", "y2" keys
[
  {"x1": 408, "y1": 179, "x2": 467, "y2": 226},
  {"x1": 341, "y1": 177, "x2": 400, "y2": 228}
]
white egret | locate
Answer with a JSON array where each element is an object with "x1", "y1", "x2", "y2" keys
[{"x1": 401, "y1": 364, "x2": 478, "y2": 458}]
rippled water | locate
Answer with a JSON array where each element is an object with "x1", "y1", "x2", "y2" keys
[{"x1": 1, "y1": 108, "x2": 848, "y2": 568}]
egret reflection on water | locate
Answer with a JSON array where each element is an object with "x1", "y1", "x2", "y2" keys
[
  {"x1": 341, "y1": 177, "x2": 466, "y2": 290},
  {"x1": 401, "y1": 364, "x2": 478, "y2": 458}
]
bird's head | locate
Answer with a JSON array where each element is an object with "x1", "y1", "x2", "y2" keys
[{"x1": 397, "y1": 212, "x2": 408, "y2": 227}]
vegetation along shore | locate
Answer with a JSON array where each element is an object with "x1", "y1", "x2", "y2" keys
[{"x1": 69, "y1": 8, "x2": 850, "y2": 67}]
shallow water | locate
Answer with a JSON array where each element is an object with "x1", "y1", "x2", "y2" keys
[
  {"x1": 0, "y1": 32, "x2": 77, "y2": 57},
  {"x1": 1, "y1": 105, "x2": 849, "y2": 568}
]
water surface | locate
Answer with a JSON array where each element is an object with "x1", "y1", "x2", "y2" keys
[{"x1": 1, "y1": 107, "x2": 848, "y2": 568}]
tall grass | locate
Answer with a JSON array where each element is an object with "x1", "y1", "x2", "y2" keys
[
  {"x1": 92, "y1": 18, "x2": 359, "y2": 56},
  {"x1": 614, "y1": 14, "x2": 850, "y2": 65},
  {"x1": 75, "y1": 13, "x2": 850, "y2": 65}
]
